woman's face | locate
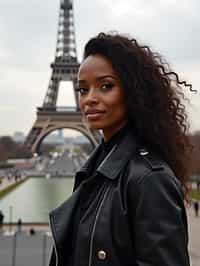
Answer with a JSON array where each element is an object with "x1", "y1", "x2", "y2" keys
[{"x1": 77, "y1": 54, "x2": 127, "y2": 141}]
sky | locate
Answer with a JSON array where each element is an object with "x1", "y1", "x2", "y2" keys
[{"x1": 0, "y1": 0, "x2": 200, "y2": 137}]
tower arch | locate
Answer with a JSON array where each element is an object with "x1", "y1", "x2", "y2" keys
[{"x1": 24, "y1": 0, "x2": 101, "y2": 154}]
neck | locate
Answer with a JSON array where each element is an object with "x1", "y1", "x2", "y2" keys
[{"x1": 102, "y1": 122, "x2": 128, "y2": 142}]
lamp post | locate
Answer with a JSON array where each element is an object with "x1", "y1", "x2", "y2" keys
[{"x1": 9, "y1": 205, "x2": 13, "y2": 233}]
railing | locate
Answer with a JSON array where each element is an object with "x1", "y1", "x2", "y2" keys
[
  {"x1": 37, "y1": 106, "x2": 79, "y2": 112},
  {"x1": 0, "y1": 231, "x2": 53, "y2": 266}
]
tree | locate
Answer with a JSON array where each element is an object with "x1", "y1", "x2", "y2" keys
[
  {"x1": 0, "y1": 144, "x2": 8, "y2": 162},
  {"x1": 190, "y1": 131, "x2": 200, "y2": 175},
  {"x1": 0, "y1": 136, "x2": 31, "y2": 161}
]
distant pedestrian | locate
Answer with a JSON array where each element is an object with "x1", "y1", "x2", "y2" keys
[
  {"x1": 17, "y1": 218, "x2": 22, "y2": 232},
  {"x1": 193, "y1": 201, "x2": 199, "y2": 217},
  {"x1": 197, "y1": 180, "x2": 200, "y2": 191},
  {"x1": 29, "y1": 228, "x2": 35, "y2": 235},
  {"x1": 0, "y1": 210, "x2": 4, "y2": 232}
]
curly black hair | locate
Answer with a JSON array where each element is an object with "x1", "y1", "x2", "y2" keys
[{"x1": 83, "y1": 32, "x2": 194, "y2": 199}]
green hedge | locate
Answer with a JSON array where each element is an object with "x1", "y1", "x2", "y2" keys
[{"x1": 0, "y1": 177, "x2": 28, "y2": 199}]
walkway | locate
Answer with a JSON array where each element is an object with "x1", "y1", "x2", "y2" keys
[{"x1": 187, "y1": 205, "x2": 200, "y2": 266}]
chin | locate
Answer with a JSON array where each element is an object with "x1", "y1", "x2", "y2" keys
[{"x1": 87, "y1": 122, "x2": 105, "y2": 130}]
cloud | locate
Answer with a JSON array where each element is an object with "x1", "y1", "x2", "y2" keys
[
  {"x1": 75, "y1": 0, "x2": 200, "y2": 64},
  {"x1": 0, "y1": 0, "x2": 199, "y2": 135}
]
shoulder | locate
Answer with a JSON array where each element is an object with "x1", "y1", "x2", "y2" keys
[
  {"x1": 125, "y1": 147, "x2": 182, "y2": 195},
  {"x1": 124, "y1": 148, "x2": 186, "y2": 221}
]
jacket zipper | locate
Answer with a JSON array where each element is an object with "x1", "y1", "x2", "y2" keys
[
  {"x1": 49, "y1": 216, "x2": 59, "y2": 266},
  {"x1": 88, "y1": 185, "x2": 111, "y2": 266}
]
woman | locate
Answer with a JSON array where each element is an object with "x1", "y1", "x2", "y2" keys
[{"x1": 49, "y1": 32, "x2": 193, "y2": 266}]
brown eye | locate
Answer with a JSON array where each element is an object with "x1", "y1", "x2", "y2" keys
[
  {"x1": 101, "y1": 83, "x2": 114, "y2": 91},
  {"x1": 76, "y1": 87, "x2": 88, "y2": 96}
]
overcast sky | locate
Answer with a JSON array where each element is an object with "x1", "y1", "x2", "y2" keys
[{"x1": 0, "y1": 0, "x2": 199, "y2": 137}]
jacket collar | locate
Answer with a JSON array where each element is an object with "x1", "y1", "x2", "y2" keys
[{"x1": 74, "y1": 129, "x2": 138, "y2": 187}]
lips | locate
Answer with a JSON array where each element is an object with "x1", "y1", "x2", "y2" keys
[
  {"x1": 84, "y1": 109, "x2": 105, "y2": 120},
  {"x1": 85, "y1": 109, "x2": 105, "y2": 115}
]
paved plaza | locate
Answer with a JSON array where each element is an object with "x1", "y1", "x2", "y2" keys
[{"x1": 187, "y1": 205, "x2": 200, "y2": 266}]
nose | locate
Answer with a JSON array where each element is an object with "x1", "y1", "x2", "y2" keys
[{"x1": 84, "y1": 88, "x2": 99, "y2": 105}]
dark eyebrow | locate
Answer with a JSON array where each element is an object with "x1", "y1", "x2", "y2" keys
[
  {"x1": 77, "y1": 80, "x2": 87, "y2": 84},
  {"x1": 78, "y1": 75, "x2": 118, "y2": 84},
  {"x1": 96, "y1": 75, "x2": 118, "y2": 81}
]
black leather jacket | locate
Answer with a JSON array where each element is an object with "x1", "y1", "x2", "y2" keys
[{"x1": 49, "y1": 130, "x2": 190, "y2": 266}]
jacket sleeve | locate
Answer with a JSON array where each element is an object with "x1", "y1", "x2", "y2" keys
[
  {"x1": 127, "y1": 170, "x2": 190, "y2": 266},
  {"x1": 48, "y1": 247, "x2": 57, "y2": 266}
]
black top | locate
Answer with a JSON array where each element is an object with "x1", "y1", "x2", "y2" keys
[
  {"x1": 89, "y1": 125, "x2": 130, "y2": 176},
  {"x1": 69, "y1": 125, "x2": 130, "y2": 265}
]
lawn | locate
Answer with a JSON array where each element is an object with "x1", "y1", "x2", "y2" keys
[{"x1": 189, "y1": 189, "x2": 200, "y2": 201}]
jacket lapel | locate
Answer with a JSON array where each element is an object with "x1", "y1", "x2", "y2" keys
[
  {"x1": 49, "y1": 184, "x2": 82, "y2": 251},
  {"x1": 75, "y1": 129, "x2": 138, "y2": 183},
  {"x1": 49, "y1": 128, "x2": 139, "y2": 263}
]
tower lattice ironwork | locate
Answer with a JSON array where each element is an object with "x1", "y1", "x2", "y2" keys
[{"x1": 25, "y1": 0, "x2": 101, "y2": 153}]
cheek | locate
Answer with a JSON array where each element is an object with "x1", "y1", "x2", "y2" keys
[
  {"x1": 108, "y1": 95, "x2": 126, "y2": 116},
  {"x1": 78, "y1": 97, "x2": 84, "y2": 111},
  {"x1": 114, "y1": 104, "x2": 126, "y2": 119}
]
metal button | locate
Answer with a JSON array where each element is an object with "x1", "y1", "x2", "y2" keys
[
  {"x1": 139, "y1": 148, "x2": 149, "y2": 156},
  {"x1": 97, "y1": 250, "x2": 107, "y2": 260}
]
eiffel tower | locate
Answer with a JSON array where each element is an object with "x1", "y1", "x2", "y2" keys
[{"x1": 25, "y1": 0, "x2": 101, "y2": 154}]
